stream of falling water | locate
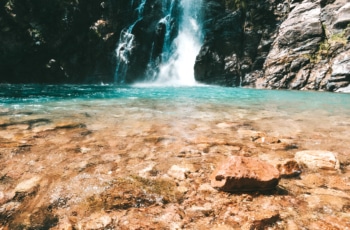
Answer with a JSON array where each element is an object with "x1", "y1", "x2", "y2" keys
[
  {"x1": 114, "y1": 0, "x2": 203, "y2": 86},
  {"x1": 154, "y1": 0, "x2": 203, "y2": 86},
  {"x1": 114, "y1": 0, "x2": 147, "y2": 84}
]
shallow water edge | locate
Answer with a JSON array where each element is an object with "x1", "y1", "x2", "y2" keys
[{"x1": 0, "y1": 85, "x2": 349, "y2": 229}]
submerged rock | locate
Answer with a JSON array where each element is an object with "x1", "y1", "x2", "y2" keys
[
  {"x1": 294, "y1": 150, "x2": 340, "y2": 170},
  {"x1": 244, "y1": 211, "x2": 281, "y2": 230},
  {"x1": 75, "y1": 212, "x2": 112, "y2": 230},
  {"x1": 210, "y1": 156, "x2": 280, "y2": 192},
  {"x1": 167, "y1": 165, "x2": 191, "y2": 180},
  {"x1": 14, "y1": 176, "x2": 41, "y2": 193},
  {"x1": 276, "y1": 160, "x2": 302, "y2": 178}
]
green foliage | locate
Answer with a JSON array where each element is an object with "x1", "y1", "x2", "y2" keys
[
  {"x1": 307, "y1": 25, "x2": 348, "y2": 64},
  {"x1": 330, "y1": 30, "x2": 347, "y2": 45}
]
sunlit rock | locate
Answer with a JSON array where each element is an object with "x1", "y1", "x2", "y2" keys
[
  {"x1": 167, "y1": 165, "x2": 190, "y2": 180},
  {"x1": 294, "y1": 150, "x2": 340, "y2": 170},
  {"x1": 15, "y1": 176, "x2": 41, "y2": 193},
  {"x1": 186, "y1": 203, "x2": 214, "y2": 218},
  {"x1": 198, "y1": 183, "x2": 217, "y2": 193},
  {"x1": 75, "y1": 213, "x2": 112, "y2": 230},
  {"x1": 210, "y1": 156, "x2": 280, "y2": 192}
]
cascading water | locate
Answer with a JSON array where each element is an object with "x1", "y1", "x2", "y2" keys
[
  {"x1": 114, "y1": 0, "x2": 203, "y2": 86},
  {"x1": 114, "y1": 0, "x2": 146, "y2": 84},
  {"x1": 152, "y1": 0, "x2": 203, "y2": 86}
]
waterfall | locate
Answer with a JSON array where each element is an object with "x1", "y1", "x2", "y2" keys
[
  {"x1": 114, "y1": 0, "x2": 203, "y2": 86},
  {"x1": 153, "y1": 0, "x2": 203, "y2": 86},
  {"x1": 114, "y1": 0, "x2": 146, "y2": 84}
]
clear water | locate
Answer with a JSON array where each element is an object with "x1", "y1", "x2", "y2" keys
[
  {"x1": 1, "y1": 79, "x2": 350, "y2": 230},
  {"x1": 1, "y1": 84, "x2": 350, "y2": 216},
  {"x1": 1, "y1": 84, "x2": 349, "y2": 112},
  {"x1": 2, "y1": 83, "x2": 350, "y2": 154}
]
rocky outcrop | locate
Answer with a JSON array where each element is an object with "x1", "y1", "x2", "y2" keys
[
  {"x1": 257, "y1": 1, "x2": 324, "y2": 89},
  {"x1": 0, "y1": 0, "x2": 131, "y2": 83},
  {"x1": 210, "y1": 156, "x2": 281, "y2": 192},
  {"x1": 195, "y1": 0, "x2": 350, "y2": 92},
  {"x1": 0, "y1": 0, "x2": 182, "y2": 84},
  {"x1": 254, "y1": 0, "x2": 350, "y2": 91},
  {"x1": 195, "y1": 0, "x2": 285, "y2": 86},
  {"x1": 194, "y1": 9, "x2": 244, "y2": 86}
]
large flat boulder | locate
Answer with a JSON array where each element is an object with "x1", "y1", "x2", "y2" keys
[{"x1": 210, "y1": 156, "x2": 280, "y2": 192}]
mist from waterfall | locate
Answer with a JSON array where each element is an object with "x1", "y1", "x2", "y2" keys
[
  {"x1": 152, "y1": 0, "x2": 203, "y2": 86},
  {"x1": 114, "y1": 0, "x2": 203, "y2": 86}
]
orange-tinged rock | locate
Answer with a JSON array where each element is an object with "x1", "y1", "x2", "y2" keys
[
  {"x1": 277, "y1": 160, "x2": 302, "y2": 178},
  {"x1": 210, "y1": 156, "x2": 280, "y2": 192}
]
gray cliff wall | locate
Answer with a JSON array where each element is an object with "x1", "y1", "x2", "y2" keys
[
  {"x1": 195, "y1": 0, "x2": 350, "y2": 92},
  {"x1": 1, "y1": 0, "x2": 349, "y2": 90}
]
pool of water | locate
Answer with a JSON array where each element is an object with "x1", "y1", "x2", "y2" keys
[
  {"x1": 1, "y1": 84, "x2": 349, "y2": 110},
  {"x1": 1, "y1": 84, "x2": 350, "y2": 228},
  {"x1": 1, "y1": 84, "x2": 349, "y2": 149}
]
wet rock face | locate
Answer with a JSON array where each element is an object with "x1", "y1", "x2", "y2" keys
[
  {"x1": 195, "y1": 0, "x2": 281, "y2": 86},
  {"x1": 210, "y1": 156, "x2": 281, "y2": 192},
  {"x1": 258, "y1": 1, "x2": 323, "y2": 89},
  {"x1": 252, "y1": 0, "x2": 350, "y2": 91},
  {"x1": 194, "y1": 9, "x2": 244, "y2": 86},
  {"x1": 1, "y1": 0, "x2": 348, "y2": 88},
  {"x1": 124, "y1": 0, "x2": 182, "y2": 83},
  {"x1": 0, "y1": 0, "x2": 178, "y2": 84},
  {"x1": 195, "y1": 0, "x2": 350, "y2": 91},
  {"x1": 0, "y1": 0, "x2": 129, "y2": 83}
]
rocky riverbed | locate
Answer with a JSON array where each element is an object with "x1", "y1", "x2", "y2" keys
[{"x1": 0, "y1": 98, "x2": 350, "y2": 229}]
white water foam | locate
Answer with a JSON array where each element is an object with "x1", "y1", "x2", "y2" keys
[
  {"x1": 147, "y1": 0, "x2": 203, "y2": 86},
  {"x1": 114, "y1": 0, "x2": 147, "y2": 83}
]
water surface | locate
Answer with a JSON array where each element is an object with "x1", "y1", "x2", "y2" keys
[
  {"x1": 1, "y1": 84, "x2": 349, "y2": 148},
  {"x1": 1, "y1": 84, "x2": 350, "y2": 228}
]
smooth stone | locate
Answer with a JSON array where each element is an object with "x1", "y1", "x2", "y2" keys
[
  {"x1": 167, "y1": 165, "x2": 190, "y2": 180},
  {"x1": 198, "y1": 183, "x2": 217, "y2": 192},
  {"x1": 210, "y1": 156, "x2": 280, "y2": 192},
  {"x1": 294, "y1": 150, "x2": 340, "y2": 170},
  {"x1": 186, "y1": 203, "x2": 213, "y2": 217},
  {"x1": 15, "y1": 176, "x2": 41, "y2": 193}
]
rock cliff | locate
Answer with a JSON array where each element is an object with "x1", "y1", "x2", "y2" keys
[
  {"x1": 0, "y1": 0, "x2": 349, "y2": 91},
  {"x1": 196, "y1": 0, "x2": 350, "y2": 92},
  {"x1": 0, "y1": 0, "x2": 132, "y2": 83}
]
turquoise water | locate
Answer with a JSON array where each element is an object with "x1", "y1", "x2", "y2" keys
[
  {"x1": 0, "y1": 84, "x2": 349, "y2": 114},
  {"x1": 1, "y1": 83, "x2": 350, "y2": 161}
]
